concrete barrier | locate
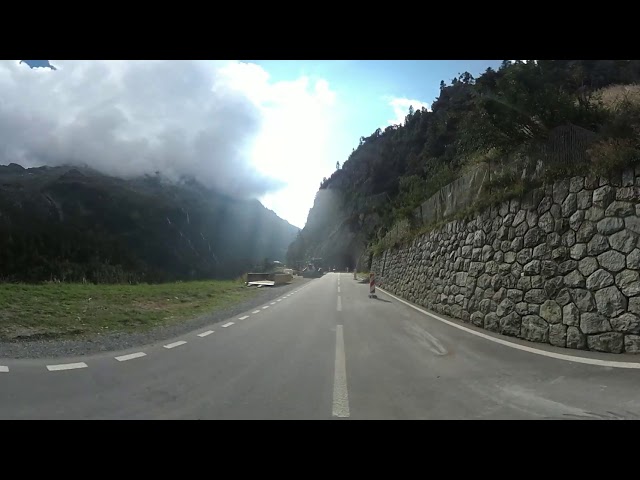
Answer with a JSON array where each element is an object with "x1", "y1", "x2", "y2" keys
[
  {"x1": 272, "y1": 273, "x2": 293, "y2": 284},
  {"x1": 246, "y1": 273, "x2": 270, "y2": 282},
  {"x1": 246, "y1": 272, "x2": 293, "y2": 285}
]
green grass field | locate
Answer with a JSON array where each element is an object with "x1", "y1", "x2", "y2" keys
[{"x1": 0, "y1": 280, "x2": 258, "y2": 341}]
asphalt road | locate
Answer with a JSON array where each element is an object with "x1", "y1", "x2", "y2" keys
[{"x1": 2, "y1": 272, "x2": 640, "y2": 419}]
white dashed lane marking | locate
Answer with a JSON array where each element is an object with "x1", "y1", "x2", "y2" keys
[
  {"x1": 0, "y1": 283, "x2": 312, "y2": 376},
  {"x1": 47, "y1": 362, "x2": 88, "y2": 371},
  {"x1": 337, "y1": 296, "x2": 342, "y2": 312},
  {"x1": 115, "y1": 352, "x2": 146, "y2": 362},
  {"x1": 332, "y1": 325, "x2": 350, "y2": 418}
]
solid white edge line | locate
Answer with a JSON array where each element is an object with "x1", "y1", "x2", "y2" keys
[
  {"x1": 337, "y1": 296, "x2": 342, "y2": 312},
  {"x1": 378, "y1": 287, "x2": 640, "y2": 370},
  {"x1": 0, "y1": 366, "x2": 9, "y2": 373},
  {"x1": 238, "y1": 315, "x2": 250, "y2": 320},
  {"x1": 164, "y1": 340, "x2": 187, "y2": 349},
  {"x1": 222, "y1": 322, "x2": 235, "y2": 328},
  {"x1": 47, "y1": 362, "x2": 88, "y2": 371},
  {"x1": 252, "y1": 310, "x2": 260, "y2": 314},
  {"x1": 198, "y1": 330, "x2": 214, "y2": 337},
  {"x1": 332, "y1": 325, "x2": 350, "y2": 418},
  {"x1": 115, "y1": 352, "x2": 147, "y2": 362}
]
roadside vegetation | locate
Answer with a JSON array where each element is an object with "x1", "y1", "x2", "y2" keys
[
  {"x1": 376, "y1": 82, "x2": 640, "y2": 253},
  {"x1": 0, "y1": 279, "x2": 257, "y2": 341}
]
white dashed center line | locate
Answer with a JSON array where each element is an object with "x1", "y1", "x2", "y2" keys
[
  {"x1": 47, "y1": 362, "x2": 88, "y2": 371},
  {"x1": 262, "y1": 306, "x2": 270, "y2": 309},
  {"x1": 277, "y1": 299, "x2": 282, "y2": 302},
  {"x1": 238, "y1": 315, "x2": 249, "y2": 320},
  {"x1": 270, "y1": 302, "x2": 276, "y2": 305},
  {"x1": 115, "y1": 352, "x2": 146, "y2": 362},
  {"x1": 338, "y1": 286, "x2": 341, "y2": 293},
  {"x1": 0, "y1": 366, "x2": 8, "y2": 373},
  {"x1": 222, "y1": 322, "x2": 234, "y2": 328},
  {"x1": 252, "y1": 310, "x2": 260, "y2": 314},
  {"x1": 337, "y1": 296, "x2": 342, "y2": 312},
  {"x1": 198, "y1": 330, "x2": 214, "y2": 337},
  {"x1": 164, "y1": 340, "x2": 187, "y2": 349},
  {"x1": 332, "y1": 325, "x2": 350, "y2": 418}
]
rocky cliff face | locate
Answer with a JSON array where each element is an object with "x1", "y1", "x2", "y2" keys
[
  {"x1": 372, "y1": 167, "x2": 640, "y2": 354},
  {"x1": 287, "y1": 187, "x2": 381, "y2": 270}
]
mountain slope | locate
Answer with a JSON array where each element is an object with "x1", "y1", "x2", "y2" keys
[
  {"x1": 0, "y1": 164, "x2": 298, "y2": 282},
  {"x1": 287, "y1": 60, "x2": 640, "y2": 270}
]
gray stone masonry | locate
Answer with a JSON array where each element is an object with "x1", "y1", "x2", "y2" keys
[{"x1": 372, "y1": 173, "x2": 640, "y2": 353}]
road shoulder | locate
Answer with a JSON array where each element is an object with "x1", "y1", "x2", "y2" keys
[{"x1": 0, "y1": 278, "x2": 312, "y2": 360}]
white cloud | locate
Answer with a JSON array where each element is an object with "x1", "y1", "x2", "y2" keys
[
  {"x1": 0, "y1": 60, "x2": 341, "y2": 228},
  {"x1": 220, "y1": 63, "x2": 338, "y2": 228},
  {"x1": 0, "y1": 60, "x2": 283, "y2": 197},
  {"x1": 387, "y1": 97, "x2": 430, "y2": 126}
]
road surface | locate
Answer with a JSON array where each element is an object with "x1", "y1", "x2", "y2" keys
[{"x1": 2, "y1": 272, "x2": 640, "y2": 419}]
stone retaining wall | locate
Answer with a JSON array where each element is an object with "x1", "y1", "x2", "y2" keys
[{"x1": 371, "y1": 169, "x2": 640, "y2": 354}]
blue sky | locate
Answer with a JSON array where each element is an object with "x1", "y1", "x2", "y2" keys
[{"x1": 243, "y1": 60, "x2": 503, "y2": 228}]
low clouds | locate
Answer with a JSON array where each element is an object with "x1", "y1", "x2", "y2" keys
[
  {"x1": 387, "y1": 96, "x2": 430, "y2": 126},
  {"x1": 0, "y1": 60, "x2": 284, "y2": 197}
]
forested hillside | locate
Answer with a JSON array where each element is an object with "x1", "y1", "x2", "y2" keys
[
  {"x1": 287, "y1": 60, "x2": 640, "y2": 270},
  {"x1": 0, "y1": 164, "x2": 298, "y2": 283}
]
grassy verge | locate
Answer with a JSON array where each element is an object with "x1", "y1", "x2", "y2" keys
[{"x1": 0, "y1": 280, "x2": 258, "y2": 341}]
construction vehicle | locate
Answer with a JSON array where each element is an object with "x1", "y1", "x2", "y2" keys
[
  {"x1": 246, "y1": 259, "x2": 293, "y2": 286},
  {"x1": 301, "y1": 259, "x2": 324, "y2": 278}
]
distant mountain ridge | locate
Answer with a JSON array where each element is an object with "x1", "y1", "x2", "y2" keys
[{"x1": 0, "y1": 163, "x2": 298, "y2": 283}]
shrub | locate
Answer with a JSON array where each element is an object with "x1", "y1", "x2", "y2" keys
[{"x1": 587, "y1": 138, "x2": 640, "y2": 176}]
